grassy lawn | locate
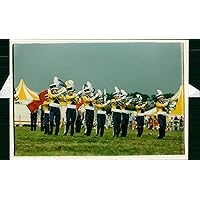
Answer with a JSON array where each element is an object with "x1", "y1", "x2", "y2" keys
[{"x1": 15, "y1": 127, "x2": 185, "y2": 156}]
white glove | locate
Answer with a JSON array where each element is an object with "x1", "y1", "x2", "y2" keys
[
  {"x1": 76, "y1": 90, "x2": 82, "y2": 97},
  {"x1": 95, "y1": 93, "x2": 99, "y2": 98},
  {"x1": 106, "y1": 100, "x2": 111, "y2": 104},
  {"x1": 116, "y1": 96, "x2": 126, "y2": 102},
  {"x1": 125, "y1": 99, "x2": 133, "y2": 106},
  {"x1": 103, "y1": 100, "x2": 111, "y2": 107},
  {"x1": 91, "y1": 93, "x2": 99, "y2": 101}
]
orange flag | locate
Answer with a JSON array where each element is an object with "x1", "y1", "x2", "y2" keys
[{"x1": 27, "y1": 89, "x2": 48, "y2": 112}]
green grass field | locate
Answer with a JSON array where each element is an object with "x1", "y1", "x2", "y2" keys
[{"x1": 15, "y1": 127, "x2": 184, "y2": 156}]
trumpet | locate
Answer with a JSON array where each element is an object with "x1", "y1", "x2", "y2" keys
[
  {"x1": 166, "y1": 98, "x2": 178, "y2": 113},
  {"x1": 54, "y1": 87, "x2": 67, "y2": 97},
  {"x1": 162, "y1": 98, "x2": 178, "y2": 113}
]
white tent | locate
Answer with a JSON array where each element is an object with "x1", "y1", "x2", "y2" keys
[
  {"x1": 15, "y1": 79, "x2": 39, "y2": 104},
  {"x1": 14, "y1": 79, "x2": 40, "y2": 125},
  {"x1": 14, "y1": 103, "x2": 31, "y2": 125}
]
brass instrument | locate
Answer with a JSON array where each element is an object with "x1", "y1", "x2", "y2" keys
[{"x1": 162, "y1": 98, "x2": 178, "y2": 113}]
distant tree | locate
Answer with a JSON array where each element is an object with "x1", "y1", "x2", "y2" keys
[
  {"x1": 106, "y1": 93, "x2": 112, "y2": 100},
  {"x1": 163, "y1": 93, "x2": 174, "y2": 99},
  {"x1": 104, "y1": 92, "x2": 174, "y2": 102},
  {"x1": 142, "y1": 94, "x2": 150, "y2": 101}
]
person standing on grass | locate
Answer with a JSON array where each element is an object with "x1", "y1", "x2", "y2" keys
[
  {"x1": 64, "y1": 81, "x2": 82, "y2": 136},
  {"x1": 173, "y1": 116, "x2": 179, "y2": 131},
  {"x1": 111, "y1": 87, "x2": 122, "y2": 137},
  {"x1": 30, "y1": 109, "x2": 38, "y2": 131},
  {"x1": 59, "y1": 93, "x2": 67, "y2": 132},
  {"x1": 120, "y1": 98, "x2": 133, "y2": 137},
  {"x1": 105, "y1": 113, "x2": 112, "y2": 129},
  {"x1": 148, "y1": 116, "x2": 153, "y2": 130},
  {"x1": 94, "y1": 95, "x2": 110, "y2": 137},
  {"x1": 82, "y1": 81, "x2": 99, "y2": 136},
  {"x1": 75, "y1": 109, "x2": 82, "y2": 133},
  {"x1": 48, "y1": 83, "x2": 64, "y2": 135},
  {"x1": 153, "y1": 115, "x2": 159, "y2": 130},
  {"x1": 40, "y1": 106, "x2": 44, "y2": 131},
  {"x1": 169, "y1": 117, "x2": 174, "y2": 131},
  {"x1": 135, "y1": 94, "x2": 147, "y2": 137},
  {"x1": 179, "y1": 116, "x2": 184, "y2": 131},
  {"x1": 42, "y1": 94, "x2": 50, "y2": 134},
  {"x1": 155, "y1": 89, "x2": 170, "y2": 139},
  {"x1": 75, "y1": 98, "x2": 85, "y2": 133}
]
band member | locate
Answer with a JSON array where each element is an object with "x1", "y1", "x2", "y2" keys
[
  {"x1": 82, "y1": 82, "x2": 99, "y2": 136},
  {"x1": 59, "y1": 93, "x2": 67, "y2": 131},
  {"x1": 153, "y1": 115, "x2": 159, "y2": 130},
  {"x1": 111, "y1": 87, "x2": 122, "y2": 137},
  {"x1": 105, "y1": 113, "x2": 112, "y2": 129},
  {"x1": 179, "y1": 116, "x2": 184, "y2": 131},
  {"x1": 75, "y1": 109, "x2": 82, "y2": 133},
  {"x1": 64, "y1": 84, "x2": 80, "y2": 136},
  {"x1": 120, "y1": 98, "x2": 132, "y2": 137},
  {"x1": 42, "y1": 94, "x2": 50, "y2": 134},
  {"x1": 30, "y1": 110, "x2": 38, "y2": 131},
  {"x1": 94, "y1": 96, "x2": 110, "y2": 137},
  {"x1": 148, "y1": 116, "x2": 154, "y2": 131},
  {"x1": 155, "y1": 89, "x2": 170, "y2": 139},
  {"x1": 40, "y1": 106, "x2": 44, "y2": 131},
  {"x1": 48, "y1": 83, "x2": 62, "y2": 135},
  {"x1": 76, "y1": 100, "x2": 85, "y2": 133},
  {"x1": 135, "y1": 94, "x2": 147, "y2": 137}
]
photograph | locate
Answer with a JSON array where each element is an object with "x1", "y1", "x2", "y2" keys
[{"x1": 12, "y1": 40, "x2": 186, "y2": 157}]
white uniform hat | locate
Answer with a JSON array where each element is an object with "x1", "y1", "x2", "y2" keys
[
  {"x1": 113, "y1": 86, "x2": 120, "y2": 96},
  {"x1": 83, "y1": 84, "x2": 90, "y2": 93},
  {"x1": 156, "y1": 89, "x2": 164, "y2": 100},
  {"x1": 83, "y1": 81, "x2": 94, "y2": 94},
  {"x1": 136, "y1": 94, "x2": 142, "y2": 104},
  {"x1": 65, "y1": 80, "x2": 75, "y2": 92},
  {"x1": 121, "y1": 89, "x2": 128, "y2": 97},
  {"x1": 49, "y1": 83, "x2": 58, "y2": 90}
]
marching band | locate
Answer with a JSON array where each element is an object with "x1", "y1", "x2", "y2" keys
[{"x1": 24, "y1": 77, "x2": 181, "y2": 139}]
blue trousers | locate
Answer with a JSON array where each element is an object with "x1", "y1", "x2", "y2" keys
[
  {"x1": 158, "y1": 114, "x2": 166, "y2": 138},
  {"x1": 49, "y1": 106, "x2": 60, "y2": 135},
  {"x1": 44, "y1": 113, "x2": 49, "y2": 134},
  {"x1": 121, "y1": 113, "x2": 129, "y2": 137},
  {"x1": 65, "y1": 108, "x2": 77, "y2": 136},
  {"x1": 85, "y1": 110, "x2": 94, "y2": 136},
  {"x1": 136, "y1": 116, "x2": 144, "y2": 137},
  {"x1": 112, "y1": 112, "x2": 121, "y2": 137},
  {"x1": 97, "y1": 114, "x2": 106, "y2": 137},
  {"x1": 75, "y1": 113, "x2": 82, "y2": 133}
]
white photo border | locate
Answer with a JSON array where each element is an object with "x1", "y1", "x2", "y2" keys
[{"x1": 9, "y1": 39, "x2": 189, "y2": 160}]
